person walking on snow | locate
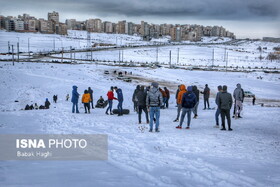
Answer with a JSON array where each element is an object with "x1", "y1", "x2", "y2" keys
[
  {"x1": 164, "y1": 87, "x2": 170, "y2": 108},
  {"x1": 176, "y1": 86, "x2": 197, "y2": 129},
  {"x1": 71, "y1": 85, "x2": 80, "y2": 113},
  {"x1": 214, "y1": 85, "x2": 223, "y2": 128},
  {"x1": 106, "y1": 86, "x2": 117, "y2": 115},
  {"x1": 192, "y1": 85, "x2": 199, "y2": 118},
  {"x1": 174, "y1": 84, "x2": 187, "y2": 122},
  {"x1": 233, "y1": 83, "x2": 244, "y2": 119},
  {"x1": 132, "y1": 85, "x2": 140, "y2": 113},
  {"x1": 82, "y1": 90, "x2": 91, "y2": 113},
  {"x1": 201, "y1": 84, "x2": 210, "y2": 109},
  {"x1": 114, "y1": 86, "x2": 123, "y2": 116},
  {"x1": 88, "y1": 87, "x2": 94, "y2": 109},
  {"x1": 136, "y1": 86, "x2": 149, "y2": 124},
  {"x1": 218, "y1": 85, "x2": 233, "y2": 131},
  {"x1": 146, "y1": 82, "x2": 163, "y2": 132},
  {"x1": 45, "y1": 98, "x2": 51, "y2": 109}
]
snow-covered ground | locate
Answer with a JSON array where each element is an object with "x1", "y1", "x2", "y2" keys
[{"x1": 0, "y1": 62, "x2": 279, "y2": 186}]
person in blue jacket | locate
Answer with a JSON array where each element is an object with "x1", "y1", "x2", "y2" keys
[
  {"x1": 114, "y1": 86, "x2": 123, "y2": 116},
  {"x1": 71, "y1": 85, "x2": 80, "y2": 113}
]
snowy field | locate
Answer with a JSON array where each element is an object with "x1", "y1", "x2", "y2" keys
[{"x1": 0, "y1": 61, "x2": 279, "y2": 186}]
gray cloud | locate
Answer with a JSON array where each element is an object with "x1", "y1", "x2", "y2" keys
[{"x1": 1, "y1": 0, "x2": 280, "y2": 20}]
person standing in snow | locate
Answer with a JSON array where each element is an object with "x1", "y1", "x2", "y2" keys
[
  {"x1": 201, "y1": 84, "x2": 210, "y2": 110},
  {"x1": 71, "y1": 85, "x2": 80, "y2": 113},
  {"x1": 132, "y1": 85, "x2": 140, "y2": 113},
  {"x1": 218, "y1": 85, "x2": 233, "y2": 131},
  {"x1": 176, "y1": 86, "x2": 197, "y2": 129},
  {"x1": 66, "y1": 94, "x2": 70, "y2": 101},
  {"x1": 164, "y1": 87, "x2": 170, "y2": 108},
  {"x1": 45, "y1": 98, "x2": 51, "y2": 109},
  {"x1": 114, "y1": 86, "x2": 123, "y2": 116},
  {"x1": 82, "y1": 90, "x2": 91, "y2": 114},
  {"x1": 214, "y1": 85, "x2": 223, "y2": 128},
  {"x1": 136, "y1": 86, "x2": 149, "y2": 124},
  {"x1": 106, "y1": 86, "x2": 117, "y2": 115},
  {"x1": 53, "y1": 95, "x2": 57, "y2": 103},
  {"x1": 88, "y1": 87, "x2": 94, "y2": 109},
  {"x1": 146, "y1": 82, "x2": 163, "y2": 132},
  {"x1": 159, "y1": 87, "x2": 167, "y2": 108},
  {"x1": 175, "y1": 85, "x2": 180, "y2": 106},
  {"x1": 174, "y1": 84, "x2": 187, "y2": 122},
  {"x1": 192, "y1": 85, "x2": 199, "y2": 118},
  {"x1": 233, "y1": 83, "x2": 244, "y2": 119},
  {"x1": 252, "y1": 96, "x2": 256, "y2": 105}
]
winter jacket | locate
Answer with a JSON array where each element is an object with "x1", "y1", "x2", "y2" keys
[
  {"x1": 146, "y1": 87, "x2": 163, "y2": 107},
  {"x1": 177, "y1": 84, "x2": 187, "y2": 104},
  {"x1": 88, "y1": 88, "x2": 93, "y2": 100},
  {"x1": 107, "y1": 90, "x2": 117, "y2": 100},
  {"x1": 201, "y1": 86, "x2": 210, "y2": 99},
  {"x1": 116, "y1": 88, "x2": 123, "y2": 102},
  {"x1": 82, "y1": 93, "x2": 91, "y2": 103},
  {"x1": 192, "y1": 86, "x2": 199, "y2": 102},
  {"x1": 132, "y1": 85, "x2": 140, "y2": 102},
  {"x1": 215, "y1": 92, "x2": 222, "y2": 106},
  {"x1": 71, "y1": 85, "x2": 79, "y2": 104},
  {"x1": 218, "y1": 91, "x2": 233, "y2": 110},
  {"x1": 164, "y1": 88, "x2": 170, "y2": 99},
  {"x1": 181, "y1": 91, "x2": 197, "y2": 109},
  {"x1": 45, "y1": 100, "x2": 51, "y2": 109},
  {"x1": 159, "y1": 89, "x2": 167, "y2": 98},
  {"x1": 233, "y1": 84, "x2": 244, "y2": 102},
  {"x1": 136, "y1": 89, "x2": 147, "y2": 107}
]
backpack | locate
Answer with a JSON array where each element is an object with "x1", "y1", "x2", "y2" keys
[{"x1": 183, "y1": 93, "x2": 196, "y2": 108}]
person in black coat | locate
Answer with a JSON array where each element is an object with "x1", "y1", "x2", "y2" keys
[
  {"x1": 218, "y1": 85, "x2": 233, "y2": 131},
  {"x1": 201, "y1": 84, "x2": 210, "y2": 109},
  {"x1": 192, "y1": 85, "x2": 199, "y2": 118},
  {"x1": 88, "y1": 87, "x2": 94, "y2": 109},
  {"x1": 136, "y1": 86, "x2": 149, "y2": 124},
  {"x1": 45, "y1": 98, "x2": 51, "y2": 109}
]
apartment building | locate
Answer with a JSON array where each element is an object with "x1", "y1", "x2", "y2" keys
[{"x1": 48, "y1": 11, "x2": 59, "y2": 23}]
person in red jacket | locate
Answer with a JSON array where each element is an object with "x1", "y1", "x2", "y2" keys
[{"x1": 106, "y1": 86, "x2": 117, "y2": 115}]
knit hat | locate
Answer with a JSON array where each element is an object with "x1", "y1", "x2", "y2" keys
[{"x1": 151, "y1": 82, "x2": 159, "y2": 88}]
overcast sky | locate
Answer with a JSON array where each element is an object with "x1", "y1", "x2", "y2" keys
[{"x1": 1, "y1": 0, "x2": 279, "y2": 39}]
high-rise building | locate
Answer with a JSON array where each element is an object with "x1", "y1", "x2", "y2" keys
[
  {"x1": 66, "y1": 19, "x2": 76, "y2": 30},
  {"x1": 103, "y1": 21, "x2": 113, "y2": 33},
  {"x1": 5, "y1": 19, "x2": 15, "y2": 31},
  {"x1": 48, "y1": 11, "x2": 59, "y2": 23}
]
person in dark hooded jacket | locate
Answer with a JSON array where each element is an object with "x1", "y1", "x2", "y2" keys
[
  {"x1": 233, "y1": 83, "x2": 244, "y2": 118},
  {"x1": 176, "y1": 86, "x2": 197, "y2": 129},
  {"x1": 218, "y1": 85, "x2": 233, "y2": 131},
  {"x1": 45, "y1": 98, "x2": 51, "y2": 109},
  {"x1": 71, "y1": 85, "x2": 80, "y2": 113},
  {"x1": 201, "y1": 84, "x2": 210, "y2": 109},
  {"x1": 132, "y1": 85, "x2": 140, "y2": 113},
  {"x1": 192, "y1": 85, "x2": 199, "y2": 118},
  {"x1": 114, "y1": 86, "x2": 123, "y2": 116},
  {"x1": 136, "y1": 86, "x2": 149, "y2": 124}
]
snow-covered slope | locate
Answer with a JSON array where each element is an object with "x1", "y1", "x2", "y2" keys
[{"x1": 0, "y1": 62, "x2": 279, "y2": 186}]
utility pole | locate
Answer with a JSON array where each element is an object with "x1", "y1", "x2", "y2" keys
[
  {"x1": 169, "y1": 50, "x2": 172, "y2": 68},
  {"x1": 177, "y1": 48, "x2": 180, "y2": 64},
  {"x1": 224, "y1": 48, "x2": 227, "y2": 62},
  {"x1": 61, "y1": 47, "x2": 64, "y2": 63},
  {"x1": 212, "y1": 48, "x2": 215, "y2": 68},
  {"x1": 70, "y1": 46, "x2": 72, "y2": 63},
  {"x1": 8, "y1": 41, "x2": 10, "y2": 53},
  {"x1": 28, "y1": 38, "x2": 30, "y2": 57},
  {"x1": 156, "y1": 47, "x2": 159, "y2": 63},
  {"x1": 12, "y1": 45, "x2": 14, "y2": 66},
  {"x1": 91, "y1": 49, "x2": 93, "y2": 61},
  {"x1": 226, "y1": 52, "x2": 228, "y2": 72},
  {"x1": 119, "y1": 49, "x2": 121, "y2": 63},
  {"x1": 122, "y1": 50, "x2": 124, "y2": 62},
  {"x1": 17, "y1": 42, "x2": 19, "y2": 62},
  {"x1": 53, "y1": 38, "x2": 55, "y2": 51}
]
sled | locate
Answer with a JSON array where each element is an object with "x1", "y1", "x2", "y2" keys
[{"x1": 112, "y1": 109, "x2": 130, "y2": 115}]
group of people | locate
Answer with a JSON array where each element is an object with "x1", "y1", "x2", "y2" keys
[
  {"x1": 69, "y1": 82, "x2": 248, "y2": 132},
  {"x1": 24, "y1": 98, "x2": 51, "y2": 110}
]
